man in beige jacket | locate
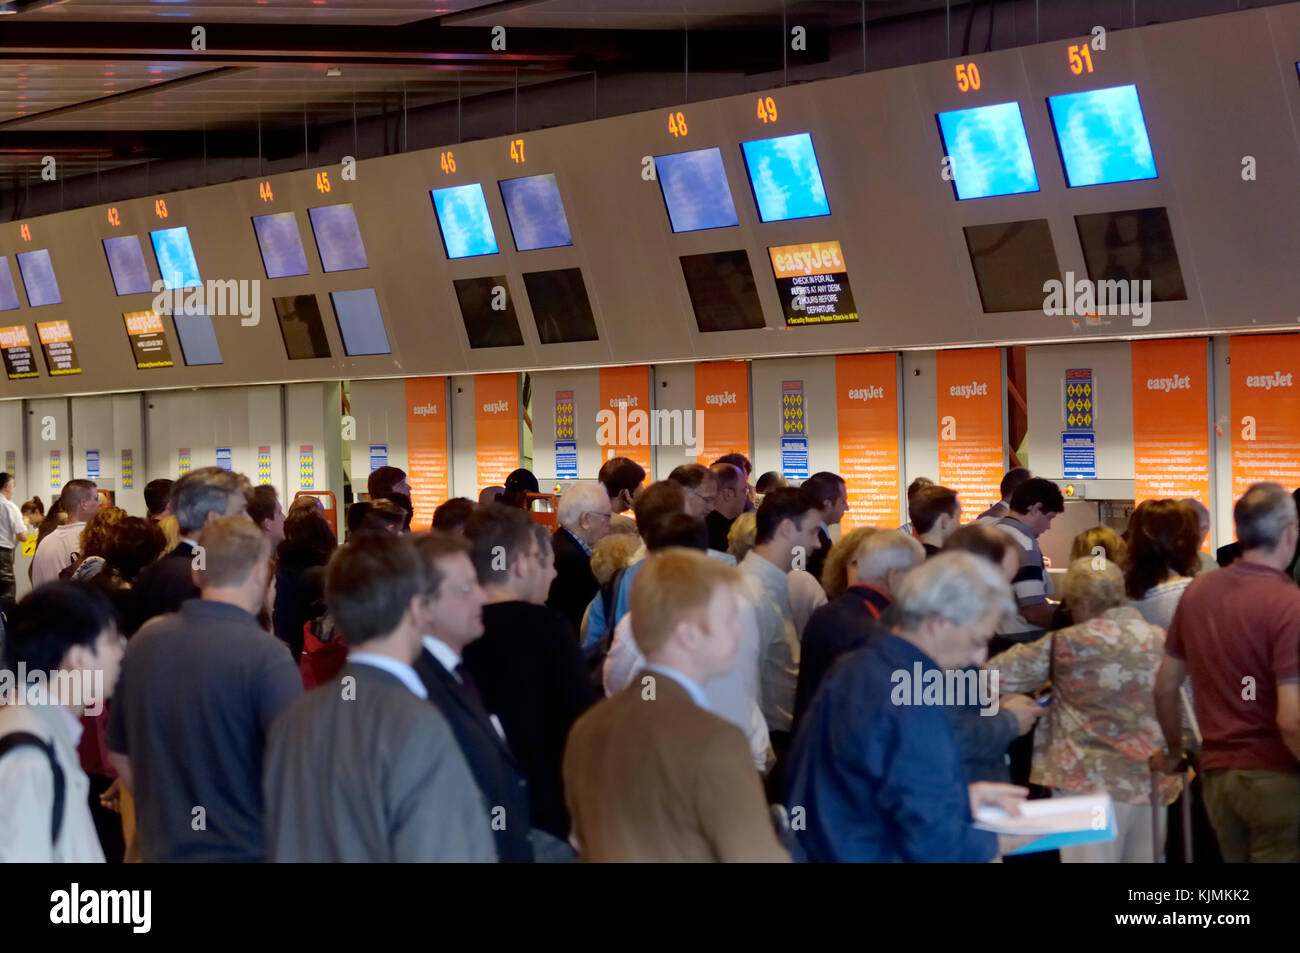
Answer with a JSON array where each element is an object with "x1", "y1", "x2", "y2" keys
[{"x1": 563, "y1": 548, "x2": 788, "y2": 862}]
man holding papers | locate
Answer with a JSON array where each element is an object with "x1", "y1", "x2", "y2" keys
[{"x1": 785, "y1": 553, "x2": 1029, "y2": 862}]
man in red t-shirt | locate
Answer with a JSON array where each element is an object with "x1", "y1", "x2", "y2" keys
[{"x1": 1155, "y1": 482, "x2": 1300, "y2": 862}]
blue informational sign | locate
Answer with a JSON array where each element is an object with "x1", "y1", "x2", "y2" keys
[
  {"x1": 555, "y1": 440, "x2": 579, "y2": 480},
  {"x1": 1062, "y1": 431, "x2": 1097, "y2": 480},
  {"x1": 216, "y1": 447, "x2": 233, "y2": 471},
  {"x1": 369, "y1": 444, "x2": 388, "y2": 473},
  {"x1": 781, "y1": 436, "x2": 809, "y2": 481},
  {"x1": 85, "y1": 449, "x2": 100, "y2": 480}
]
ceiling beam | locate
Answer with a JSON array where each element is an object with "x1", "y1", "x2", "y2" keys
[{"x1": 0, "y1": 20, "x2": 803, "y2": 73}]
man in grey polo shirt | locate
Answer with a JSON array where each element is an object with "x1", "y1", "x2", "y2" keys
[
  {"x1": 737, "y1": 486, "x2": 822, "y2": 756},
  {"x1": 107, "y1": 515, "x2": 301, "y2": 862}
]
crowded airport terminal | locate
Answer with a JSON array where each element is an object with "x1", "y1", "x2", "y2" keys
[{"x1": 0, "y1": 0, "x2": 1296, "y2": 921}]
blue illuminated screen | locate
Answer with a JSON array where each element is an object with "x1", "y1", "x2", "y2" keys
[
  {"x1": 430, "y1": 184, "x2": 500, "y2": 259},
  {"x1": 936, "y1": 102, "x2": 1040, "y2": 200},
  {"x1": 16, "y1": 249, "x2": 62, "y2": 306},
  {"x1": 740, "y1": 133, "x2": 830, "y2": 222},
  {"x1": 1047, "y1": 84, "x2": 1157, "y2": 187},
  {"x1": 654, "y1": 148, "x2": 739, "y2": 233},
  {"x1": 308, "y1": 204, "x2": 369, "y2": 272},
  {"x1": 252, "y1": 212, "x2": 311, "y2": 279},
  {"x1": 173, "y1": 309, "x2": 223, "y2": 366},
  {"x1": 498, "y1": 173, "x2": 573, "y2": 251},
  {"x1": 0, "y1": 258, "x2": 19, "y2": 311},
  {"x1": 330, "y1": 288, "x2": 391, "y2": 356},
  {"x1": 102, "y1": 235, "x2": 153, "y2": 295},
  {"x1": 150, "y1": 227, "x2": 201, "y2": 289}
]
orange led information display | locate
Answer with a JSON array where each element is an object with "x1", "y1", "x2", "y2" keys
[
  {"x1": 36, "y1": 320, "x2": 81, "y2": 376},
  {"x1": 122, "y1": 310, "x2": 173, "y2": 369},
  {"x1": 0, "y1": 325, "x2": 38, "y2": 380}
]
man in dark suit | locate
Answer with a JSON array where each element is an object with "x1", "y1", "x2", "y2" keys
[
  {"x1": 546, "y1": 481, "x2": 612, "y2": 634},
  {"x1": 801, "y1": 471, "x2": 847, "y2": 587},
  {"x1": 793, "y1": 530, "x2": 924, "y2": 731},
  {"x1": 467, "y1": 505, "x2": 595, "y2": 840},
  {"x1": 128, "y1": 467, "x2": 251, "y2": 634},
  {"x1": 706, "y1": 462, "x2": 748, "y2": 553},
  {"x1": 412, "y1": 532, "x2": 534, "y2": 862}
]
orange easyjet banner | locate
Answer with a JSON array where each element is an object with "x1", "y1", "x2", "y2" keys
[
  {"x1": 936, "y1": 348, "x2": 1004, "y2": 515},
  {"x1": 475, "y1": 372, "x2": 520, "y2": 491},
  {"x1": 1130, "y1": 339, "x2": 1210, "y2": 513},
  {"x1": 694, "y1": 361, "x2": 750, "y2": 466},
  {"x1": 405, "y1": 377, "x2": 448, "y2": 528},
  {"x1": 598, "y1": 365, "x2": 652, "y2": 473},
  {"x1": 1230, "y1": 333, "x2": 1300, "y2": 500},
  {"x1": 836, "y1": 353, "x2": 901, "y2": 531}
]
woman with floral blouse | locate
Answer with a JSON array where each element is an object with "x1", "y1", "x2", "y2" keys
[{"x1": 984, "y1": 558, "x2": 1181, "y2": 862}]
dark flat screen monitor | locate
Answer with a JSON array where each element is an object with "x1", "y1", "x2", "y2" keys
[
  {"x1": 679, "y1": 250, "x2": 767, "y2": 333},
  {"x1": 963, "y1": 219, "x2": 1062, "y2": 313},
  {"x1": 1075, "y1": 206, "x2": 1186, "y2": 302},
  {"x1": 273, "y1": 294, "x2": 332, "y2": 359},
  {"x1": 453, "y1": 276, "x2": 525, "y2": 349},
  {"x1": 522, "y1": 268, "x2": 598, "y2": 344}
]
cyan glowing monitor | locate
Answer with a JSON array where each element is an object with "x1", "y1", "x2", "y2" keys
[
  {"x1": 498, "y1": 173, "x2": 573, "y2": 251},
  {"x1": 149, "y1": 227, "x2": 201, "y2": 289},
  {"x1": 16, "y1": 249, "x2": 62, "y2": 306},
  {"x1": 431, "y1": 184, "x2": 500, "y2": 259},
  {"x1": 740, "y1": 132, "x2": 830, "y2": 222},
  {"x1": 654, "y1": 148, "x2": 740, "y2": 232},
  {"x1": 936, "y1": 102, "x2": 1039, "y2": 200},
  {"x1": 1047, "y1": 84, "x2": 1157, "y2": 187},
  {"x1": 102, "y1": 235, "x2": 154, "y2": 295}
]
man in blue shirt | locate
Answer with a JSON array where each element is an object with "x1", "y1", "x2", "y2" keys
[{"x1": 784, "y1": 551, "x2": 1029, "y2": 862}]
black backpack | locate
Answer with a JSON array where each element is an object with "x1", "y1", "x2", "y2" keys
[{"x1": 0, "y1": 732, "x2": 65, "y2": 844}]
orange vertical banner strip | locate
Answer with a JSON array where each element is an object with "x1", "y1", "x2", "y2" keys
[
  {"x1": 405, "y1": 376, "x2": 449, "y2": 528},
  {"x1": 598, "y1": 365, "x2": 652, "y2": 473},
  {"x1": 936, "y1": 348, "x2": 1005, "y2": 515},
  {"x1": 694, "y1": 361, "x2": 750, "y2": 466},
  {"x1": 835, "y1": 353, "x2": 901, "y2": 531},
  {"x1": 475, "y1": 372, "x2": 520, "y2": 491},
  {"x1": 1230, "y1": 333, "x2": 1300, "y2": 501},
  {"x1": 1130, "y1": 339, "x2": 1210, "y2": 514}
]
